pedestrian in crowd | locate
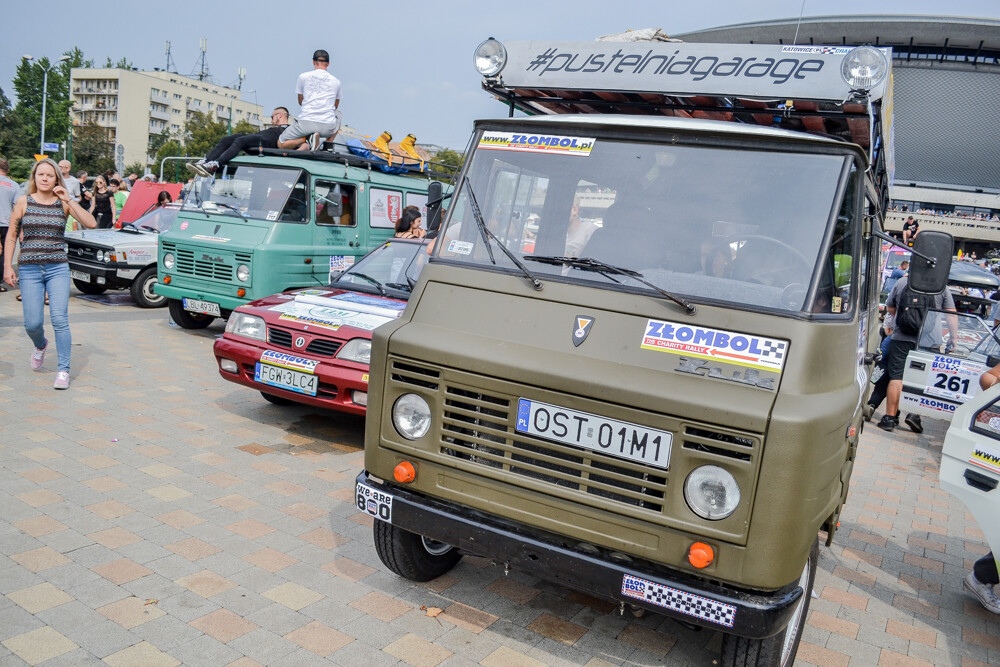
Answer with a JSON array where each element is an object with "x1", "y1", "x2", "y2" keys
[
  {"x1": 884, "y1": 259, "x2": 908, "y2": 296},
  {"x1": 127, "y1": 173, "x2": 138, "y2": 188},
  {"x1": 864, "y1": 313, "x2": 895, "y2": 420},
  {"x1": 877, "y1": 274, "x2": 958, "y2": 432},
  {"x1": 110, "y1": 178, "x2": 128, "y2": 224},
  {"x1": 188, "y1": 107, "x2": 291, "y2": 177},
  {"x1": 155, "y1": 191, "x2": 173, "y2": 208},
  {"x1": 0, "y1": 158, "x2": 18, "y2": 293},
  {"x1": 902, "y1": 215, "x2": 919, "y2": 245},
  {"x1": 278, "y1": 50, "x2": 342, "y2": 152},
  {"x1": 58, "y1": 160, "x2": 81, "y2": 204},
  {"x1": 393, "y1": 206, "x2": 425, "y2": 238},
  {"x1": 3, "y1": 158, "x2": 97, "y2": 390},
  {"x1": 88, "y1": 175, "x2": 116, "y2": 229}
]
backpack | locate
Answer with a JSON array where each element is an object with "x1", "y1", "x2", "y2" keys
[{"x1": 895, "y1": 285, "x2": 936, "y2": 336}]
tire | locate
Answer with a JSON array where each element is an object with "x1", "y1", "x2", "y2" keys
[
  {"x1": 167, "y1": 299, "x2": 214, "y2": 329},
  {"x1": 720, "y1": 538, "x2": 818, "y2": 667},
  {"x1": 260, "y1": 391, "x2": 295, "y2": 406},
  {"x1": 73, "y1": 279, "x2": 106, "y2": 295},
  {"x1": 373, "y1": 518, "x2": 461, "y2": 582},
  {"x1": 130, "y1": 267, "x2": 166, "y2": 308}
]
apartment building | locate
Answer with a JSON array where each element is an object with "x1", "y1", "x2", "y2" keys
[{"x1": 70, "y1": 68, "x2": 264, "y2": 170}]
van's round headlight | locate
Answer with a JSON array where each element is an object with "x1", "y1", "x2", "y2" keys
[
  {"x1": 236, "y1": 264, "x2": 250, "y2": 282},
  {"x1": 841, "y1": 46, "x2": 888, "y2": 91},
  {"x1": 392, "y1": 393, "x2": 431, "y2": 440},
  {"x1": 163, "y1": 253, "x2": 175, "y2": 269},
  {"x1": 474, "y1": 38, "x2": 507, "y2": 77},
  {"x1": 684, "y1": 465, "x2": 740, "y2": 520}
]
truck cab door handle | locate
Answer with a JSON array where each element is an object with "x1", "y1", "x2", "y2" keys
[{"x1": 964, "y1": 468, "x2": 998, "y2": 492}]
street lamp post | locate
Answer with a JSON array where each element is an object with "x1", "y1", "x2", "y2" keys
[{"x1": 23, "y1": 54, "x2": 71, "y2": 156}]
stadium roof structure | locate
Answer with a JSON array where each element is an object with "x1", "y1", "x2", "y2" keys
[{"x1": 677, "y1": 15, "x2": 1000, "y2": 192}]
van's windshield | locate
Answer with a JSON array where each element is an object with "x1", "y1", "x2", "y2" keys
[
  {"x1": 438, "y1": 132, "x2": 854, "y2": 314},
  {"x1": 182, "y1": 166, "x2": 308, "y2": 223}
]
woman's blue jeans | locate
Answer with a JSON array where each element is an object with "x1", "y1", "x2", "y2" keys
[{"x1": 18, "y1": 262, "x2": 72, "y2": 372}]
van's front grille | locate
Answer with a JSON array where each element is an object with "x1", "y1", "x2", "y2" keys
[{"x1": 162, "y1": 242, "x2": 246, "y2": 282}]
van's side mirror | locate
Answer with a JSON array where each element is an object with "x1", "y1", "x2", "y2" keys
[
  {"x1": 315, "y1": 184, "x2": 343, "y2": 218},
  {"x1": 908, "y1": 231, "x2": 953, "y2": 294},
  {"x1": 426, "y1": 182, "x2": 443, "y2": 233}
]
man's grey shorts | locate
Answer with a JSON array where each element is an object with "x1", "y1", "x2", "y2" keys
[{"x1": 279, "y1": 110, "x2": 342, "y2": 143}]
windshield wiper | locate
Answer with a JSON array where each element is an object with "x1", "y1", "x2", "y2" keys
[
  {"x1": 525, "y1": 255, "x2": 695, "y2": 314},
  {"x1": 348, "y1": 272, "x2": 385, "y2": 295},
  {"x1": 211, "y1": 202, "x2": 247, "y2": 220},
  {"x1": 138, "y1": 224, "x2": 160, "y2": 234},
  {"x1": 462, "y1": 177, "x2": 543, "y2": 291}
]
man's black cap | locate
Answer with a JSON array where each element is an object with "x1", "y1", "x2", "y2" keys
[{"x1": 312, "y1": 49, "x2": 329, "y2": 63}]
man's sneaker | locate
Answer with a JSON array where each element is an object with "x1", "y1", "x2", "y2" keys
[
  {"x1": 185, "y1": 161, "x2": 208, "y2": 177},
  {"x1": 202, "y1": 161, "x2": 219, "y2": 175},
  {"x1": 308, "y1": 133, "x2": 322, "y2": 151},
  {"x1": 53, "y1": 371, "x2": 70, "y2": 390},
  {"x1": 877, "y1": 414, "x2": 898, "y2": 432},
  {"x1": 30, "y1": 345, "x2": 46, "y2": 370},
  {"x1": 904, "y1": 413, "x2": 924, "y2": 434},
  {"x1": 964, "y1": 572, "x2": 1000, "y2": 614},
  {"x1": 863, "y1": 403, "x2": 875, "y2": 422}
]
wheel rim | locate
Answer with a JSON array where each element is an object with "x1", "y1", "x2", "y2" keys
[
  {"x1": 143, "y1": 278, "x2": 163, "y2": 304},
  {"x1": 421, "y1": 536, "x2": 453, "y2": 556},
  {"x1": 780, "y1": 554, "x2": 812, "y2": 664}
]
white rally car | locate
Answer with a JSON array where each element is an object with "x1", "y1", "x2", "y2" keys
[
  {"x1": 66, "y1": 204, "x2": 179, "y2": 308},
  {"x1": 901, "y1": 309, "x2": 1000, "y2": 421}
]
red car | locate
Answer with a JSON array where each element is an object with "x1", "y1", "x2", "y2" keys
[{"x1": 213, "y1": 238, "x2": 429, "y2": 413}]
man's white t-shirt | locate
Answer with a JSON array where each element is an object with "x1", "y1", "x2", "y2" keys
[{"x1": 296, "y1": 69, "x2": 342, "y2": 124}]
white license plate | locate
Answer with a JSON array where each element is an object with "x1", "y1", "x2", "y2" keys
[
  {"x1": 516, "y1": 399, "x2": 672, "y2": 469},
  {"x1": 356, "y1": 482, "x2": 392, "y2": 522},
  {"x1": 254, "y1": 362, "x2": 318, "y2": 396},
  {"x1": 182, "y1": 298, "x2": 221, "y2": 317},
  {"x1": 70, "y1": 270, "x2": 91, "y2": 281}
]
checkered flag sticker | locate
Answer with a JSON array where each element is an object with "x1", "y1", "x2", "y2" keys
[
  {"x1": 758, "y1": 340, "x2": 786, "y2": 361},
  {"x1": 621, "y1": 574, "x2": 737, "y2": 628}
]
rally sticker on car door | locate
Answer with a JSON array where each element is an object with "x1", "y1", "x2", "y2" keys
[
  {"x1": 641, "y1": 320, "x2": 788, "y2": 373},
  {"x1": 923, "y1": 355, "x2": 985, "y2": 403}
]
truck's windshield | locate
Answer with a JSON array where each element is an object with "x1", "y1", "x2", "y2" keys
[
  {"x1": 182, "y1": 166, "x2": 308, "y2": 223},
  {"x1": 438, "y1": 132, "x2": 852, "y2": 313}
]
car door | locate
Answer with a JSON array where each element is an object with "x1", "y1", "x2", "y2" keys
[{"x1": 313, "y1": 179, "x2": 361, "y2": 283}]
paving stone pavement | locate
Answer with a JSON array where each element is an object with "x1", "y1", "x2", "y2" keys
[{"x1": 0, "y1": 290, "x2": 998, "y2": 666}]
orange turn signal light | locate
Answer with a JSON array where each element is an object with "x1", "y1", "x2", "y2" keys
[
  {"x1": 237, "y1": 288, "x2": 246, "y2": 297},
  {"x1": 394, "y1": 461, "x2": 416, "y2": 483},
  {"x1": 688, "y1": 542, "x2": 714, "y2": 569},
  {"x1": 163, "y1": 276, "x2": 171, "y2": 284}
]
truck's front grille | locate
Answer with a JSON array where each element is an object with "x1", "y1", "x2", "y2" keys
[
  {"x1": 439, "y1": 384, "x2": 667, "y2": 512},
  {"x1": 162, "y1": 243, "x2": 247, "y2": 282}
]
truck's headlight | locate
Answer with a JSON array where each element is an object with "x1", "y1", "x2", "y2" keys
[
  {"x1": 163, "y1": 253, "x2": 175, "y2": 269},
  {"x1": 392, "y1": 394, "x2": 431, "y2": 440},
  {"x1": 236, "y1": 264, "x2": 250, "y2": 282},
  {"x1": 841, "y1": 46, "x2": 888, "y2": 91},
  {"x1": 224, "y1": 312, "x2": 266, "y2": 341},
  {"x1": 336, "y1": 339, "x2": 371, "y2": 364},
  {"x1": 474, "y1": 38, "x2": 507, "y2": 77},
  {"x1": 103, "y1": 251, "x2": 112, "y2": 264},
  {"x1": 684, "y1": 465, "x2": 740, "y2": 520}
]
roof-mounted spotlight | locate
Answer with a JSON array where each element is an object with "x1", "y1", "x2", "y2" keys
[
  {"x1": 474, "y1": 38, "x2": 507, "y2": 77},
  {"x1": 840, "y1": 46, "x2": 888, "y2": 92}
]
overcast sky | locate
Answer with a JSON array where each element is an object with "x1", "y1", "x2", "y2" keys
[{"x1": 1, "y1": 0, "x2": 997, "y2": 150}]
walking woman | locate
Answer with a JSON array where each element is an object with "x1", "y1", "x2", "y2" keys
[
  {"x1": 3, "y1": 159, "x2": 97, "y2": 389},
  {"x1": 89, "y1": 175, "x2": 116, "y2": 228}
]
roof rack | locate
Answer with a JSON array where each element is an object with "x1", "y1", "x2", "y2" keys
[{"x1": 242, "y1": 142, "x2": 457, "y2": 181}]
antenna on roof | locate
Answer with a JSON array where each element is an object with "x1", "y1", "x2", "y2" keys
[
  {"x1": 165, "y1": 41, "x2": 176, "y2": 73},
  {"x1": 792, "y1": 0, "x2": 807, "y2": 45},
  {"x1": 191, "y1": 37, "x2": 212, "y2": 82}
]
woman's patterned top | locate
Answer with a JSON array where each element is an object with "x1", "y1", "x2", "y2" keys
[{"x1": 19, "y1": 195, "x2": 68, "y2": 265}]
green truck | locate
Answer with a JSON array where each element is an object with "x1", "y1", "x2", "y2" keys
[
  {"x1": 354, "y1": 38, "x2": 959, "y2": 666},
  {"x1": 155, "y1": 150, "x2": 445, "y2": 328}
]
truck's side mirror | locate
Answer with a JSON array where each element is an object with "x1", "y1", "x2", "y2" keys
[
  {"x1": 908, "y1": 230, "x2": 953, "y2": 295},
  {"x1": 315, "y1": 184, "x2": 343, "y2": 218},
  {"x1": 426, "y1": 182, "x2": 443, "y2": 234}
]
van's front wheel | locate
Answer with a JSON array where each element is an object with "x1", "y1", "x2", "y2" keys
[
  {"x1": 373, "y1": 519, "x2": 461, "y2": 582},
  {"x1": 168, "y1": 299, "x2": 214, "y2": 329},
  {"x1": 720, "y1": 538, "x2": 817, "y2": 667}
]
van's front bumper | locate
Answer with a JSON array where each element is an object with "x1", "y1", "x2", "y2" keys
[
  {"x1": 356, "y1": 471, "x2": 802, "y2": 639},
  {"x1": 154, "y1": 281, "x2": 247, "y2": 312}
]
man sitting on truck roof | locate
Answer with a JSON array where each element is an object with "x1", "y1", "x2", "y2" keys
[
  {"x1": 277, "y1": 49, "x2": 343, "y2": 152},
  {"x1": 188, "y1": 107, "x2": 291, "y2": 177}
]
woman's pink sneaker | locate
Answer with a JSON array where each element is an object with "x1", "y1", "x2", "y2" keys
[
  {"x1": 30, "y1": 345, "x2": 47, "y2": 370},
  {"x1": 53, "y1": 371, "x2": 70, "y2": 390}
]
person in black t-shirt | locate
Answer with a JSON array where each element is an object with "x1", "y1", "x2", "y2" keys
[
  {"x1": 188, "y1": 107, "x2": 290, "y2": 177},
  {"x1": 902, "y1": 215, "x2": 919, "y2": 245}
]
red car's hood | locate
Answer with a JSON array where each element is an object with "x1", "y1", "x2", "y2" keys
[{"x1": 238, "y1": 288, "x2": 407, "y2": 338}]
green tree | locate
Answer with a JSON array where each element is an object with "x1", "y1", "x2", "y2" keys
[
  {"x1": 154, "y1": 139, "x2": 184, "y2": 182},
  {"x1": 123, "y1": 161, "x2": 146, "y2": 178},
  {"x1": 232, "y1": 119, "x2": 257, "y2": 135},
  {"x1": 104, "y1": 56, "x2": 134, "y2": 69},
  {"x1": 184, "y1": 111, "x2": 227, "y2": 159},
  {"x1": 73, "y1": 120, "x2": 114, "y2": 175},
  {"x1": 0, "y1": 87, "x2": 33, "y2": 159},
  {"x1": 14, "y1": 55, "x2": 73, "y2": 156},
  {"x1": 7, "y1": 157, "x2": 36, "y2": 182},
  {"x1": 433, "y1": 148, "x2": 464, "y2": 174}
]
